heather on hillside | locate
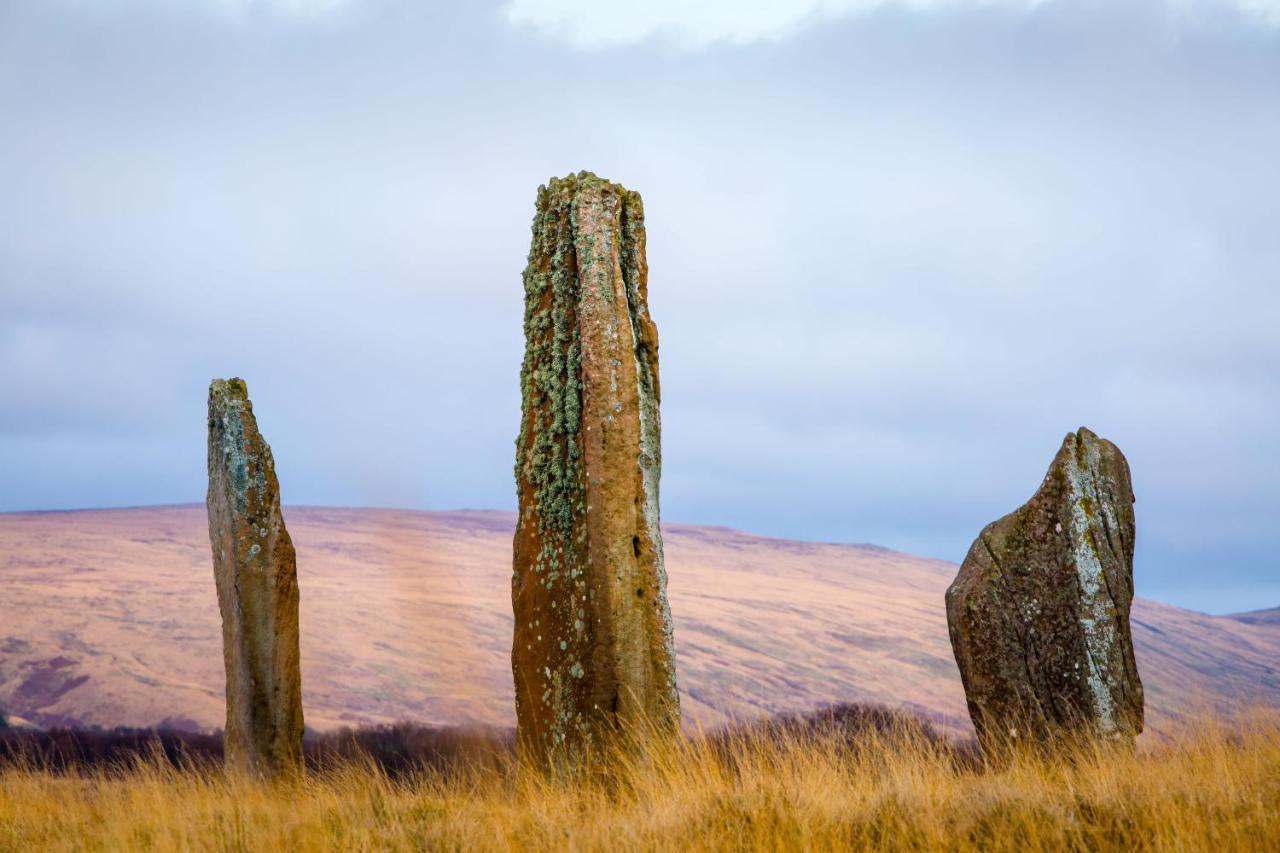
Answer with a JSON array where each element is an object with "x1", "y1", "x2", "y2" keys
[{"x1": 0, "y1": 720, "x2": 511, "y2": 781}]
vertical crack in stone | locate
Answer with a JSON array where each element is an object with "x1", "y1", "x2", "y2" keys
[
  {"x1": 206, "y1": 378, "x2": 304, "y2": 778},
  {"x1": 512, "y1": 172, "x2": 680, "y2": 774}
]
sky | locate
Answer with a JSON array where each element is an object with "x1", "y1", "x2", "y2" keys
[{"x1": 1, "y1": 0, "x2": 1277, "y2": 613}]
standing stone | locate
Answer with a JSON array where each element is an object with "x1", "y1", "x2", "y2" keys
[
  {"x1": 946, "y1": 427, "x2": 1144, "y2": 749},
  {"x1": 207, "y1": 378, "x2": 304, "y2": 777},
  {"x1": 512, "y1": 172, "x2": 679, "y2": 771}
]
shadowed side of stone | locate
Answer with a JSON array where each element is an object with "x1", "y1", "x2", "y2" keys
[
  {"x1": 512, "y1": 172, "x2": 679, "y2": 772},
  {"x1": 206, "y1": 378, "x2": 304, "y2": 777},
  {"x1": 945, "y1": 427, "x2": 1144, "y2": 749}
]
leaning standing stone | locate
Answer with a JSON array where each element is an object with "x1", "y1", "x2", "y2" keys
[
  {"x1": 207, "y1": 378, "x2": 304, "y2": 777},
  {"x1": 512, "y1": 172, "x2": 680, "y2": 772},
  {"x1": 945, "y1": 427, "x2": 1143, "y2": 749}
]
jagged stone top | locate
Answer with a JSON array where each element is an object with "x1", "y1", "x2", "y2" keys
[
  {"x1": 208, "y1": 378, "x2": 256, "y2": 456},
  {"x1": 207, "y1": 377, "x2": 274, "y2": 516},
  {"x1": 538, "y1": 170, "x2": 640, "y2": 206},
  {"x1": 209, "y1": 377, "x2": 249, "y2": 414}
]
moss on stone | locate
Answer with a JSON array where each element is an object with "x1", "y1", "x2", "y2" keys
[
  {"x1": 516, "y1": 172, "x2": 641, "y2": 571},
  {"x1": 514, "y1": 171, "x2": 680, "y2": 771}
]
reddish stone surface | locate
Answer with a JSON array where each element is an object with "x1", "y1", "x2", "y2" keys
[{"x1": 512, "y1": 173, "x2": 679, "y2": 771}]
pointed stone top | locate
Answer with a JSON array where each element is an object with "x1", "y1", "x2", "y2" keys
[
  {"x1": 1044, "y1": 426, "x2": 1132, "y2": 501},
  {"x1": 1065, "y1": 425, "x2": 1109, "y2": 452}
]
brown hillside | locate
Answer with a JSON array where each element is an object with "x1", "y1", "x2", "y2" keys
[{"x1": 1, "y1": 506, "x2": 1277, "y2": 736}]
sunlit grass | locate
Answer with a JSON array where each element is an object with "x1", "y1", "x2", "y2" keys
[{"x1": 1, "y1": 711, "x2": 1277, "y2": 851}]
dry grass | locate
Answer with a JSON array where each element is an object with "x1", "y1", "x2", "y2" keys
[{"x1": 1, "y1": 712, "x2": 1278, "y2": 852}]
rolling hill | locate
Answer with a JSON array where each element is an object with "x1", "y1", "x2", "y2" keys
[{"x1": 1, "y1": 505, "x2": 1277, "y2": 737}]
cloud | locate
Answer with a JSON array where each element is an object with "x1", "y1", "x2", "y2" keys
[
  {"x1": 502, "y1": 0, "x2": 1280, "y2": 47},
  {"x1": 1234, "y1": 0, "x2": 1280, "y2": 25},
  {"x1": 2, "y1": 1, "x2": 1279, "y2": 613},
  {"x1": 52, "y1": 0, "x2": 355, "y2": 22},
  {"x1": 215, "y1": 0, "x2": 352, "y2": 14}
]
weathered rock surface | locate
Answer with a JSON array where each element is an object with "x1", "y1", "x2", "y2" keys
[
  {"x1": 207, "y1": 378, "x2": 304, "y2": 777},
  {"x1": 512, "y1": 172, "x2": 679, "y2": 771},
  {"x1": 946, "y1": 427, "x2": 1144, "y2": 748}
]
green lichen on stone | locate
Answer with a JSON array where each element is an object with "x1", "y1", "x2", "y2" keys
[
  {"x1": 208, "y1": 378, "x2": 270, "y2": 517},
  {"x1": 513, "y1": 171, "x2": 681, "y2": 770},
  {"x1": 517, "y1": 180, "x2": 580, "y2": 567},
  {"x1": 515, "y1": 171, "x2": 638, "y2": 573}
]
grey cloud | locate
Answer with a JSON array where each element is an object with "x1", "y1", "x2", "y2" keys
[
  {"x1": 500, "y1": 0, "x2": 1280, "y2": 48},
  {"x1": 1, "y1": 0, "x2": 1277, "y2": 612}
]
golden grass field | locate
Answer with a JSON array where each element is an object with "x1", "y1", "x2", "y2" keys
[
  {"x1": 3, "y1": 506, "x2": 1280, "y2": 849},
  {"x1": 2, "y1": 712, "x2": 1278, "y2": 852}
]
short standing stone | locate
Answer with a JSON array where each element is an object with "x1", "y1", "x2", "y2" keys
[
  {"x1": 512, "y1": 172, "x2": 680, "y2": 772},
  {"x1": 207, "y1": 378, "x2": 304, "y2": 777},
  {"x1": 945, "y1": 427, "x2": 1143, "y2": 748}
]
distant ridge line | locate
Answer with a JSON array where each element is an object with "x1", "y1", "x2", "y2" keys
[{"x1": 0, "y1": 504, "x2": 935, "y2": 559}]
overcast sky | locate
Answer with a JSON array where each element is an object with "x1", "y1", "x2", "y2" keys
[{"x1": 2, "y1": 0, "x2": 1277, "y2": 613}]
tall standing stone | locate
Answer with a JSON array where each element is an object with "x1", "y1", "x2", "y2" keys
[
  {"x1": 512, "y1": 172, "x2": 679, "y2": 771},
  {"x1": 946, "y1": 427, "x2": 1144, "y2": 749},
  {"x1": 207, "y1": 378, "x2": 304, "y2": 777}
]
